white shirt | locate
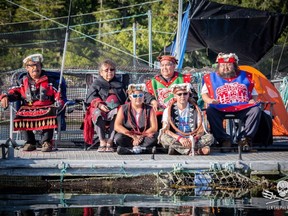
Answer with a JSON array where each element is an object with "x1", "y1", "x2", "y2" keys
[{"x1": 162, "y1": 103, "x2": 200, "y2": 136}]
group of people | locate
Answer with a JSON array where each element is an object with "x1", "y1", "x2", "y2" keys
[{"x1": 0, "y1": 52, "x2": 263, "y2": 155}]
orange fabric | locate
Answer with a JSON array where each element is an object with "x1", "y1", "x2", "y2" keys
[{"x1": 239, "y1": 65, "x2": 288, "y2": 136}]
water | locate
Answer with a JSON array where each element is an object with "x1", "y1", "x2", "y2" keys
[
  {"x1": 0, "y1": 206, "x2": 277, "y2": 216},
  {"x1": 0, "y1": 192, "x2": 287, "y2": 215}
]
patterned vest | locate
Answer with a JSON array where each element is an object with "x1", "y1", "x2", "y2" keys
[
  {"x1": 170, "y1": 103, "x2": 198, "y2": 135},
  {"x1": 146, "y1": 72, "x2": 191, "y2": 110},
  {"x1": 203, "y1": 70, "x2": 257, "y2": 112}
]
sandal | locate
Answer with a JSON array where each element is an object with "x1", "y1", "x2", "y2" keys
[
  {"x1": 105, "y1": 139, "x2": 114, "y2": 152},
  {"x1": 97, "y1": 140, "x2": 106, "y2": 152}
]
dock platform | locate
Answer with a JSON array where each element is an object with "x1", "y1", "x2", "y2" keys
[{"x1": 1, "y1": 137, "x2": 288, "y2": 177}]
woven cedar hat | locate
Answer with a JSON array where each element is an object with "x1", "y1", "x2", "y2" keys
[
  {"x1": 23, "y1": 54, "x2": 43, "y2": 65},
  {"x1": 157, "y1": 55, "x2": 178, "y2": 64},
  {"x1": 170, "y1": 83, "x2": 192, "y2": 94},
  {"x1": 127, "y1": 83, "x2": 146, "y2": 94},
  {"x1": 216, "y1": 53, "x2": 239, "y2": 64}
]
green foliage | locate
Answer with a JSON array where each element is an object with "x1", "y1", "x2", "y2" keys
[{"x1": 0, "y1": 0, "x2": 287, "y2": 72}]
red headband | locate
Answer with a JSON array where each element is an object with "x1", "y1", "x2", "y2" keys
[
  {"x1": 217, "y1": 57, "x2": 237, "y2": 63},
  {"x1": 157, "y1": 55, "x2": 178, "y2": 64}
]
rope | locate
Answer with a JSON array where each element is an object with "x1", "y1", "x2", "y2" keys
[
  {"x1": 59, "y1": 162, "x2": 69, "y2": 182},
  {"x1": 119, "y1": 164, "x2": 127, "y2": 176},
  {"x1": 60, "y1": 188, "x2": 68, "y2": 207},
  {"x1": 223, "y1": 163, "x2": 235, "y2": 172},
  {"x1": 210, "y1": 162, "x2": 222, "y2": 171}
]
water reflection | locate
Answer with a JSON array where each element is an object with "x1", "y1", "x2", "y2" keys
[
  {"x1": 0, "y1": 192, "x2": 284, "y2": 215},
  {"x1": 0, "y1": 206, "x2": 277, "y2": 216}
]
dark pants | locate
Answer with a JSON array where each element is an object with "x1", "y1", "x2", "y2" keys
[
  {"x1": 22, "y1": 129, "x2": 54, "y2": 145},
  {"x1": 206, "y1": 106, "x2": 262, "y2": 143},
  {"x1": 114, "y1": 133, "x2": 158, "y2": 151}
]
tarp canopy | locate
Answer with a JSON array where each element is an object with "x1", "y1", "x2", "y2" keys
[{"x1": 178, "y1": 0, "x2": 288, "y2": 66}]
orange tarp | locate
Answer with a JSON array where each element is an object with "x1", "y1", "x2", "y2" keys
[{"x1": 239, "y1": 65, "x2": 288, "y2": 136}]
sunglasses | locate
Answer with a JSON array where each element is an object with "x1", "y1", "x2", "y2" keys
[
  {"x1": 102, "y1": 68, "x2": 115, "y2": 72},
  {"x1": 160, "y1": 63, "x2": 174, "y2": 67},
  {"x1": 130, "y1": 93, "x2": 144, "y2": 98},
  {"x1": 26, "y1": 63, "x2": 40, "y2": 67},
  {"x1": 176, "y1": 92, "x2": 189, "y2": 96}
]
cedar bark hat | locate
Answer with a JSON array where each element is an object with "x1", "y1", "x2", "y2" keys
[
  {"x1": 157, "y1": 55, "x2": 178, "y2": 64},
  {"x1": 23, "y1": 53, "x2": 43, "y2": 65},
  {"x1": 170, "y1": 83, "x2": 192, "y2": 94},
  {"x1": 216, "y1": 53, "x2": 239, "y2": 64},
  {"x1": 127, "y1": 83, "x2": 146, "y2": 95}
]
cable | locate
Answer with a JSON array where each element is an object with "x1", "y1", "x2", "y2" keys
[
  {"x1": 0, "y1": 25, "x2": 174, "y2": 37},
  {"x1": 2, "y1": 0, "x2": 162, "y2": 26},
  {"x1": 5, "y1": 0, "x2": 153, "y2": 66},
  {"x1": 0, "y1": 13, "x2": 147, "y2": 35}
]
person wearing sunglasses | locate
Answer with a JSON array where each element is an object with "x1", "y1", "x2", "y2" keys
[
  {"x1": 145, "y1": 55, "x2": 198, "y2": 128},
  {"x1": 0, "y1": 53, "x2": 65, "y2": 152},
  {"x1": 84, "y1": 59, "x2": 127, "y2": 152},
  {"x1": 114, "y1": 84, "x2": 158, "y2": 155},
  {"x1": 158, "y1": 83, "x2": 214, "y2": 155}
]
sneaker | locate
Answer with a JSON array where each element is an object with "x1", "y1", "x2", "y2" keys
[
  {"x1": 220, "y1": 140, "x2": 232, "y2": 153},
  {"x1": 23, "y1": 143, "x2": 36, "y2": 151},
  {"x1": 238, "y1": 137, "x2": 252, "y2": 152},
  {"x1": 41, "y1": 141, "x2": 52, "y2": 152},
  {"x1": 132, "y1": 146, "x2": 142, "y2": 154},
  {"x1": 117, "y1": 146, "x2": 132, "y2": 155}
]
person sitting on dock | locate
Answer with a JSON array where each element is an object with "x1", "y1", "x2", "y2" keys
[
  {"x1": 114, "y1": 83, "x2": 158, "y2": 155},
  {"x1": 158, "y1": 83, "x2": 214, "y2": 155},
  {"x1": 84, "y1": 59, "x2": 127, "y2": 152},
  {"x1": 145, "y1": 55, "x2": 198, "y2": 128},
  {"x1": 201, "y1": 53, "x2": 262, "y2": 152},
  {"x1": 0, "y1": 54, "x2": 64, "y2": 152}
]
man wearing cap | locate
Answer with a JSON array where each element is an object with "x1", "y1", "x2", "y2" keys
[
  {"x1": 0, "y1": 54, "x2": 64, "y2": 152},
  {"x1": 146, "y1": 55, "x2": 197, "y2": 127},
  {"x1": 201, "y1": 53, "x2": 261, "y2": 152},
  {"x1": 159, "y1": 83, "x2": 214, "y2": 155}
]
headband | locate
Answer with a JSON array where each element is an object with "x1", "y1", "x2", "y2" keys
[
  {"x1": 157, "y1": 55, "x2": 178, "y2": 64},
  {"x1": 216, "y1": 53, "x2": 239, "y2": 64}
]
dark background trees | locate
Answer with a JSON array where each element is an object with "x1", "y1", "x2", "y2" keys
[{"x1": 0, "y1": 0, "x2": 287, "y2": 72}]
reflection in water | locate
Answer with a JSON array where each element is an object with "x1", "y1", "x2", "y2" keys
[
  {"x1": 0, "y1": 206, "x2": 278, "y2": 216},
  {"x1": 0, "y1": 192, "x2": 285, "y2": 215}
]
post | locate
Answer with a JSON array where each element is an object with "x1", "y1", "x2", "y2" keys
[
  {"x1": 58, "y1": 0, "x2": 72, "y2": 92},
  {"x1": 148, "y1": 10, "x2": 152, "y2": 67},
  {"x1": 133, "y1": 22, "x2": 137, "y2": 67},
  {"x1": 175, "y1": 0, "x2": 183, "y2": 62}
]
